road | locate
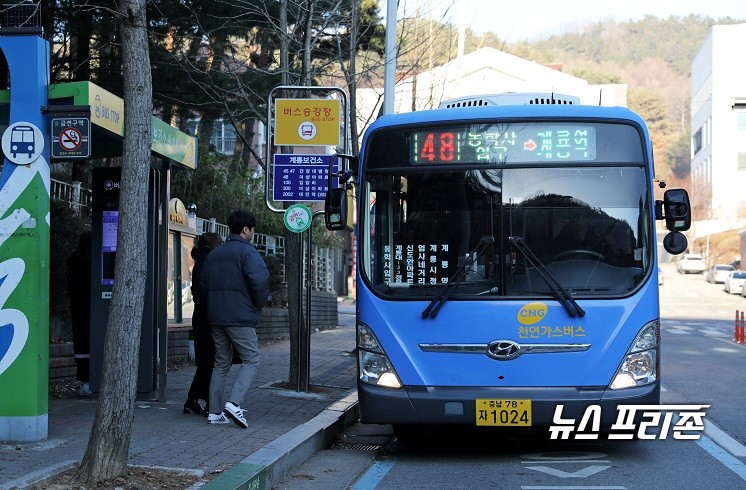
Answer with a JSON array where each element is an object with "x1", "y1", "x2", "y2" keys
[{"x1": 274, "y1": 264, "x2": 746, "y2": 489}]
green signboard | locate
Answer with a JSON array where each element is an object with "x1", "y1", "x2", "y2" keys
[
  {"x1": 46, "y1": 81, "x2": 198, "y2": 169},
  {"x1": 283, "y1": 204, "x2": 313, "y2": 233}
]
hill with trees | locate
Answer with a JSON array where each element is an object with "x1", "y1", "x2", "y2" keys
[{"x1": 470, "y1": 15, "x2": 745, "y2": 184}]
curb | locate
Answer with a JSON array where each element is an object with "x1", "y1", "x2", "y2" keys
[
  {"x1": 0, "y1": 460, "x2": 77, "y2": 490},
  {"x1": 201, "y1": 390, "x2": 359, "y2": 490}
]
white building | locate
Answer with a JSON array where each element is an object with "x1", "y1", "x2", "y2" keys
[
  {"x1": 691, "y1": 23, "x2": 746, "y2": 224},
  {"x1": 356, "y1": 46, "x2": 628, "y2": 136}
]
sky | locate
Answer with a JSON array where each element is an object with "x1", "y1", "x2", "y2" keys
[{"x1": 381, "y1": 0, "x2": 746, "y2": 42}]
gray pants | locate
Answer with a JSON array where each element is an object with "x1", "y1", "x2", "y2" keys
[{"x1": 209, "y1": 325, "x2": 259, "y2": 414}]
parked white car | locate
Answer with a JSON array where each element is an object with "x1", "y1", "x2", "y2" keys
[
  {"x1": 723, "y1": 271, "x2": 746, "y2": 294},
  {"x1": 676, "y1": 254, "x2": 706, "y2": 274}
]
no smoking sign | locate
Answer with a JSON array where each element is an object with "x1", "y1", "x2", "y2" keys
[
  {"x1": 60, "y1": 127, "x2": 82, "y2": 150},
  {"x1": 52, "y1": 117, "x2": 90, "y2": 159}
]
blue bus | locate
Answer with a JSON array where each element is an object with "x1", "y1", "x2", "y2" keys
[{"x1": 326, "y1": 93, "x2": 691, "y2": 438}]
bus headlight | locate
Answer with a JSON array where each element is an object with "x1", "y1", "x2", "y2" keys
[
  {"x1": 610, "y1": 320, "x2": 659, "y2": 390},
  {"x1": 357, "y1": 322, "x2": 402, "y2": 388}
]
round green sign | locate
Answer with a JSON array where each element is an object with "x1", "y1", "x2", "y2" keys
[{"x1": 284, "y1": 204, "x2": 312, "y2": 233}]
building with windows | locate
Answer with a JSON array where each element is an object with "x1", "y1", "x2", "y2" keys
[
  {"x1": 356, "y1": 46, "x2": 628, "y2": 137},
  {"x1": 691, "y1": 23, "x2": 746, "y2": 224},
  {"x1": 185, "y1": 118, "x2": 265, "y2": 158}
]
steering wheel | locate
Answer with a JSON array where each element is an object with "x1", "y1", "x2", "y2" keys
[{"x1": 552, "y1": 249, "x2": 605, "y2": 261}]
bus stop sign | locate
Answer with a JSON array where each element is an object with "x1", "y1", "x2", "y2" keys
[
  {"x1": 1, "y1": 121, "x2": 45, "y2": 165},
  {"x1": 51, "y1": 117, "x2": 91, "y2": 159},
  {"x1": 275, "y1": 99, "x2": 341, "y2": 146}
]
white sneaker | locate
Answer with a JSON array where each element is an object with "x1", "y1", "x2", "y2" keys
[
  {"x1": 207, "y1": 412, "x2": 229, "y2": 424},
  {"x1": 224, "y1": 402, "x2": 248, "y2": 428}
]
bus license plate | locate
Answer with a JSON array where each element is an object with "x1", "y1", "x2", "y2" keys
[{"x1": 475, "y1": 399, "x2": 532, "y2": 426}]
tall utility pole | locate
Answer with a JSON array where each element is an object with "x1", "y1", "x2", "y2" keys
[{"x1": 383, "y1": 0, "x2": 397, "y2": 114}]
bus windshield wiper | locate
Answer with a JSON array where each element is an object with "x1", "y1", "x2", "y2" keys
[
  {"x1": 508, "y1": 236, "x2": 585, "y2": 318},
  {"x1": 421, "y1": 236, "x2": 494, "y2": 319}
]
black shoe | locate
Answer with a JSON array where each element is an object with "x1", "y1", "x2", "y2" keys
[{"x1": 183, "y1": 399, "x2": 208, "y2": 416}]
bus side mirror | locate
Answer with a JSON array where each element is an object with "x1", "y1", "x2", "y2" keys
[
  {"x1": 324, "y1": 153, "x2": 356, "y2": 231},
  {"x1": 655, "y1": 188, "x2": 690, "y2": 232},
  {"x1": 325, "y1": 187, "x2": 347, "y2": 230}
]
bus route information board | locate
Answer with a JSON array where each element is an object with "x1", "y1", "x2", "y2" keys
[{"x1": 273, "y1": 154, "x2": 338, "y2": 202}]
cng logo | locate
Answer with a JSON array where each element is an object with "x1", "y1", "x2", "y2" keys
[{"x1": 517, "y1": 302, "x2": 548, "y2": 325}]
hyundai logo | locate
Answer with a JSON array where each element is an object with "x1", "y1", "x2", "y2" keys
[{"x1": 486, "y1": 340, "x2": 522, "y2": 360}]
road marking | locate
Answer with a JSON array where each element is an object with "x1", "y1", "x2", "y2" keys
[
  {"x1": 704, "y1": 419, "x2": 746, "y2": 457},
  {"x1": 352, "y1": 460, "x2": 395, "y2": 489},
  {"x1": 696, "y1": 435, "x2": 746, "y2": 481},
  {"x1": 525, "y1": 466, "x2": 611, "y2": 478},
  {"x1": 677, "y1": 349, "x2": 707, "y2": 356},
  {"x1": 713, "y1": 337, "x2": 746, "y2": 349},
  {"x1": 521, "y1": 487, "x2": 625, "y2": 489},
  {"x1": 521, "y1": 460, "x2": 611, "y2": 464}
]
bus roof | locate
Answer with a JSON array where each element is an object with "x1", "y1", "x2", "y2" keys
[{"x1": 365, "y1": 104, "x2": 647, "y2": 135}]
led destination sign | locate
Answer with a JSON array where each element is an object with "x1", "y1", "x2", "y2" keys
[{"x1": 411, "y1": 124, "x2": 596, "y2": 164}]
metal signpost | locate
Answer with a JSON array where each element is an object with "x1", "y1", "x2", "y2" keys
[{"x1": 264, "y1": 86, "x2": 349, "y2": 392}]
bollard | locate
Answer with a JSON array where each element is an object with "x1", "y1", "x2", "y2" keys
[
  {"x1": 740, "y1": 311, "x2": 745, "y2": 344},
  {"x1": 734, "y1": 310, "x2": 740, "y2": 343}
]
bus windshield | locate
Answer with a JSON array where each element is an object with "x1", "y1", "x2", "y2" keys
[{"x1": 361, "y1": 132, "x2": 653, "y2": 300}]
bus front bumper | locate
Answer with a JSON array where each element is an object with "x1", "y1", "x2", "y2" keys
[{"x1": 357, "y1": 381, "x2": 660, "y2": 427}]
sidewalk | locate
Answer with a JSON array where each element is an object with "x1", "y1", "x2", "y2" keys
[{"x1": 0, "y1": 302, "x2": 358, "y2": 490}]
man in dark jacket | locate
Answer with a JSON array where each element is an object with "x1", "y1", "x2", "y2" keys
[{"x1": 202, "y1": 210, "x2": 270, "y2": 427}]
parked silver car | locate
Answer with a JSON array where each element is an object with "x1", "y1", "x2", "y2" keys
[
  {"x1": 724, "y1": 271, "x2": 746, "y2": 294},
  {"x1": 706, "y1": 264, "x2": 735, "y2": 284}
]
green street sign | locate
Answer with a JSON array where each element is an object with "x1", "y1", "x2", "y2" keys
[{"x1": 284, "y1": 204, "x2": 312, "y2": 233}]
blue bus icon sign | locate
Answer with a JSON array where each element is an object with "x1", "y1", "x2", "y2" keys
[
  {"x1": 10, "y1": 125, "x2": 35, "y2": 158},
  {"x1": 1, "y1": 121, "x2": 44, "y2": 165}
]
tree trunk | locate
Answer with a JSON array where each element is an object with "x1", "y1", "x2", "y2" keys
[
  {"x1": 73, "y1": 0, "x2": 152, "y2": 484},
  {"x1": 199, "y1": 117, "x2": 214, "y2": 151},
  {"x1": 302, "y1": 1, "x2": 314, "y2": 86},
  {"x1": 72, "y1": 7, "x2": 91, "y2": 81}
]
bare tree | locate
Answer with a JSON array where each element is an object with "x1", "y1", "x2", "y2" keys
[{"x1": 72, "y1": 0, "x2": 153, "y2": 483}]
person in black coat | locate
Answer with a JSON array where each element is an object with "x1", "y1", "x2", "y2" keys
[
  {"x1": 183, "y1": 232, "x2": 223, "y2": 416},
  {"x1": 202, "y1": 210, "x2": 270, "y2": 427}
]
